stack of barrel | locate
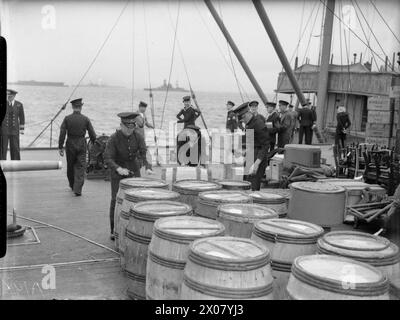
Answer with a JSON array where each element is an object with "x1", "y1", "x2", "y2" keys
[{"x1": 115, "y1": 175, "x2": 396, "y2": 300}]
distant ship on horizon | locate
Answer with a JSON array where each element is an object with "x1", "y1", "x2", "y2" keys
[
  {"x1": 8, "y1": 80, "x2": 68, "y2": 87},
  {"x1": 144, "y1": 79, "x2": 189, "y2": 92}
]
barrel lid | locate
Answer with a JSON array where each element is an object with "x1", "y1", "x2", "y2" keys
[
  {"x1": 292, "y1": 255, "x2": 388, "y2": 295},
  {"x1": 124, "y1": 188, "x2": 180, "y2": 202},
  {"x1": 131, "y1": 200, "x2": 191, "y2": 220},
  {"x1": 291, "y1": 181, "x2": 346, "y2": 194},
  {"x1": 320, "y1": 180, "x2": 386, "y2": 192},
  {"x1": 154, "y1": 216, "x2": 225, "y2": 242},
  {"x1": 189, "y1": 236, "x2": 269, "y2": 270},
  {"x1": 119, "y1": 177, "x2": 168, "y2": 189},
  {"x1": 218, "y1": 180, "x2": 252, "y2": 189},
  {"x1": 318, "y1": 231, "x2": 400, "y2": 265},
  {"x1": 253, "y1": 218, "x2": 324, "y2": 243},
  {"x1": 248, "y1": 191, "x2": 286, "y2": 204},
  {"x1": 285, "y1": 144, "x2": 321, "y2": 150},
  {"x1": 198, "y1": 190, "x2": 252, "y2": 204},
  {"x1": 173, "y1": 179, "x2": 222, "y2": 192},
  {"x1": 218, "y1": 204, "x2": 278, "y2": 220}
]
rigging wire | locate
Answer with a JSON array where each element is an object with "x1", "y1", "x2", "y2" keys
[
  {"x1": 318, "y1": 0, "x2": 326, "y2": 66},
  {"x1": 318, "y1": 0, "x2": 399, "y2": 73},
  {"x1": 350, "y1": 0, "x2": 379, "y2": 70},
  {"x1": 369, "y1": 0, "x2": 400, "y2": 46},
  {"x1": 363, "y1": 0, "x2": 375, "y2": 62},
  {"x1": 193, "y1": 1, "x2": 250, "y2": 101},
  {"x1": 166, "y1": 1, "x2": 212, "y2": 141},
  {"x1": 217, "y1": 0, "x2": 245, "y2": 103},
  {"x1": 160, "y1": 0, "x2": 181, "y2": 130},
  {"x1": 27, "y1": 0, "x2": 131, "y2": 147}
]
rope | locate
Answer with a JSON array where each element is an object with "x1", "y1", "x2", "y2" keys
[
  {"x1": 160, "y1": 0, "x2": 181, "y2": 130},
  {"x1": 369, "y1": 0, "x2": 400, "y2": 46},
  {"x1": 363, "y1": 0, "x2": 375, "y2": 63},
  {"x1": 27, "y1": 0, "x2": 131, "y2": 148},
  {"x1": 7, "y1": 213, "x2": 119, "y2": 255}
]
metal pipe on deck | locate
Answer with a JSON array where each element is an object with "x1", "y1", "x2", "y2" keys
[
  {"x1": 0, "y1": 160, "x2": 62, "y2": 172},
  {"x1": 204, "y1": 0, "x2": 269, "y2": 105},
  {"x1": 251, "y1": 0, "x2": 307, "y2": 106}
]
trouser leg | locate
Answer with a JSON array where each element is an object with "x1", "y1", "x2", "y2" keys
[
  {"x1": 298, "y1": 126, "x2": 304, "y2": 144},
  {"x1": 73, "y1": 149, "x2": 86, "y2": 194},
  {"x1": 109, "y1": 177, "x2": 120, "y2": 234},
  {"x1": 10, "y1": 135, "x2": 20, "y2": 160},
  {"x1": 251, "y1": 157, "x2": 268, "y2": 191},
  {"x1": 0, "y1": 135, "x2": 8, "y2": 160},
  {"x1": 341, "y1": 134, "x2": 346, "y2": 148},
  {"x1": 305, "y1": 126, "x2": 312, "y2": 145},
  {"x1": 66, "y1": 148, "x2": 76, "y2": 189}
]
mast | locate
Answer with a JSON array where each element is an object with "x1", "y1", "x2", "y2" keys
[
  {"x1": 204, "y1": 0, "x2": 269, "y2": 105},
  {"x1": 252, "y1": 0, "x2": 307, "y2": 106},
  {"x1": 316, "y1": 0, "x2": 335, "y2": 129}
]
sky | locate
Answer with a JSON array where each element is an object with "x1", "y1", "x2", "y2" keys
[{"x1": 1, "y1": 0, "x2": 399, "y2": 94}]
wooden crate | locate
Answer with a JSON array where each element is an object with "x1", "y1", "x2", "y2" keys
[
  {"x1": 367, "y1": 96, "x2": 391, "y2": 111},
  {"x1": 366, "y1": 123, "x2": 392, "y2": 137},
  {"x1": 368, "y1": 110, "x2": 394, "y2": 124},
  {"x1": 365, "y1": 136, "x2": 391, "y2": 146}
]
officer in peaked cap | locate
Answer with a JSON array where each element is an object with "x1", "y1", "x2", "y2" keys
[
  {"x1": 265, "y1": 102, "x2": 280, "y2": 151},
  {"x1": 1, "y1": 89, "x2": 25, "y2": 160},
  {"x1": 249, "y1": 100, "x2": 266, "y2": 123},
  {"x1": 176, "y1": 95, "x2": 201, "y2": 128},
  {"x1": 232, "y1": 101, "x2": 271, "y2": 191},
  {"x1": 104, "y1": 112, "x2": 151, "y2": 240},
  {"x1": 277, "y1": 99, "x2": 293, "y2": 148},
  {"x1": 58, "y1": 98, "x2": 96, "y2": 196}
]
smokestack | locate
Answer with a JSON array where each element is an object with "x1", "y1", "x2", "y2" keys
[
  {"x1": 353, "y1": 53, "x2": 357, "y2": 64},
  {"x1": 360, "y1": 52, "x2": 363, "y2": 63},
  {"x1": 385, "y1": 56, "x2": 388, "y2": 71}
]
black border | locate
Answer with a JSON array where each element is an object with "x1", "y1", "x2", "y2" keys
[{"x1": 0, "y1": 36, "x2": 6, "y2": 258}]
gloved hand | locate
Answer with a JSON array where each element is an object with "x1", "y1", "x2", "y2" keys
[
  {"x1": 116, "y1": 167, "x2": 130, "y2": 176},
  {"x1": 59, "y1": 148, "x2": 64, "y2": 157}
]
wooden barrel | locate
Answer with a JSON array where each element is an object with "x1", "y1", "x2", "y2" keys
[
  {"x1": 172, "y1": 180, "x2": 222, "y2": 212},
  {"x1": 125, "y1": 200, "x2": 192, "y2": 300},
  {"x1": 146, "y1": 216, "x2": 225, "y2": 300},
  {"x1": 217, "y1": 204, "x2": 278, "y2": 238},
  {"x1": 286, "y1": 255, "x2": 390, "y2": 300},
  {"x1": 218, "y1": 179, "x2": 252, "y2": 191},
  {"x1": 288, "y1": 181, "x2": 346, "y2": 227},
  {"x1": 119, "y1": 188, "x2": 180, "y2": 268},
  {"x1": 114, "y1": 177, "x2": 168, "y2": 250},
  {"x1": 181, "y1": 236, "x2": 274, "y2": 300},
  {"x1": 248, "y1": 191, "x2": 288, "y2": 218},
  {"x1": 251, "y1": 218, "x2": 324, "y2": 300},
  {"x1": 317, "y1": 230, "x2": 400, "y2": 299},
  {"x1": 196, "y1": 190, "x2": 252, "y2": 219}
]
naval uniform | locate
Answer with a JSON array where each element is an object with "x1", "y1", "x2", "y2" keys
[
  {"x1": 176, "y1": 106, "x2": 201, "y2": 128},
  {"x1": 58, "y1": 111, "x2": 96, "y2": 194},
  {"x1": 243, "y1": 114, "x2": 271, "y2": 191},
  {"x1": 277, "y1": 110, "x2": 293, "y2": 148},
  {"x1": 266, "y1": 111, "x2": 280, "y2": 151},
  {"x1": 1, "y1": 100, "x2": 25, "y2": 160},
  {"x1": 335, "y1": 112, "x2": 351, "y2": 149},
  {"x1": 297, "y1": 107, "x2": 316, "y2": 145},
  {"x1": 104, "y1": 129, "x2": 149, "y2": 234},
  {"x1": 226, "y1": 110, "x2": 239, "y2": 133}
]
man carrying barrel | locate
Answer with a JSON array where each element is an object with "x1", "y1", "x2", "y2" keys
[
  {"x1": 58, "y1": 98, "x2": 96, "y2": 196},
  {"x1": 231, "y1": 102, "x2": 271, "y2": 191},
  {"x1": 104, "y1": 112, "x2": 151, "y2": 240}
]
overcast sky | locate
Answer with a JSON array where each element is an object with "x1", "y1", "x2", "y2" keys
[{"x1": 1, "y1": 0, "x2": 399, "y2": 94}]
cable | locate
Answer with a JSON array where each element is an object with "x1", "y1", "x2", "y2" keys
[
  {"x1": 369, "y1": 0, "x2": 400, "y2": 46},
  {"x1": 160, "y1": 0, "x2": 181, "y2": 130}
]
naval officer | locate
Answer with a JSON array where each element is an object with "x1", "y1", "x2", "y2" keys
[
  {"x1": 104, "y1": 112, "x2": 151, "y2": 240},
  {"x1": 58, "y1": 98, "x2": 96, "y2": 196},
  {"x1": 232, "y1": 102, "x2": 271, "y2": 191},
  {"x1": 135, "y1": 101, "x2": 154, "y2": 172},
  {"x1": 277, "y1": 100, "x2": 293, "y2": 148},
  {"x1": 1, "y1": 89, "x2": 25, "y2": 160},
  {"x1": 176, "y1": 95, "x2": 201, "y2": 128}
]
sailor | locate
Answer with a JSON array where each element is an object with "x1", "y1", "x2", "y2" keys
[
  {"x1": 135, "y1": 101, "x2": 154, "y2": 138},
  {"x1": 288, "y1": 103, "x2": 298, "y2": 143},
  {"x1": 135, "y1": 101, "x2": 154, "y2": 173},
  {"x1": 226, "y1": 100, "x2": 240, "y2": 133},
  {"x1": 1, "y1": 89, "x2": 25, "y2": 160},
  {"x1": 297, "y1": 101, "x2": 316, "y2": 145},
  {"x1": 277, "y1": 100, "x2": 293, "y2": 148},
  {"x1": 232, "y1": 102, "x2": 271, "y2": 191},
  {"x1": 58, "y1": 98, "x2": 96, "y2": 196},
  {"x1": 249, "y1": 100, "x2": 266, "y2": 123},
  {"x1": 335, "y1": 105, "x2": 351, "y2": 149},
  {"x1": 176, "y1": 95, "x2": 201, "y2": 128},
  {"x1": 265, "y1": 102, "x2": 280, "y2": 152},
  {"x1": 104, "y1": 112, "x2": 151, "y2": 240}
]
